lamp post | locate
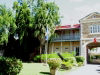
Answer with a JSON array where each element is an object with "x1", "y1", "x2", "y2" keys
[{"x1": 45, "y1": 25, "x2": 49, "y2": 64}]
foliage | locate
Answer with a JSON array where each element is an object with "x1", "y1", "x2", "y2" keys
[
  {"x1": 33, "y1": 52, "x2": 75, "y2": 62},
  {"x1": 42, "y1": 54, "x2": 59, "y2": 60},
  {"x1": 13, "y1": 0, "x2": 60, "y2": 57},
  {"x1": 89, "y1": 54, "x2": 100, "y2": 63},
  {"x1": 65, "y1": 57, "x2": 78, "y2": 66},
  {"x1": 47, "y1": 58, "x2": 62, "y2": 69},
  {"x1": 33, "y1": 53, "x2": 59, "y2": 62},
  {"x1": 0, "y1": 56, "x2": 23, "y2": 75},
  {"x1": 62, "y1": 52, "x2": 75, "y2": 58},
  {"x1": 77, "y1": 62, "x2": 84, "y2": 66},
  {"x1": 0, "y1": 5, "x2": 16, "y2": 44},
  {"x1": 13, "y1": 1, "x2": 31, "y2": 43},
  {"x1": 75, "y1": 56, "x2": 84, "y2": 66},
  {"x1": 61, "y1": 61, "x2": 73, "y2": 70},
  {"x1": 75, "y1": 56, "x2": 84, "y2": 63},
  {"x1": 91, "y1": 54, "x2": 100, "y2": 59},
  {"x1": 61, "y1": 57, "x2": 78, "y2": 70},
  {"x1": 33, "y1": 55, "x2": 41, "y2": 62},
  {"x1": 29, "y1": 0, "x2": 61, "y2": 54},
  {"x1": 32, "y1": 0, "x2": 60, "y2": 40}
]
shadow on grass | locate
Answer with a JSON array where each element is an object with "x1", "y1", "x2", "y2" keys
[{"x1": 40, "y1": 72, "x2": 50, "y2": 75}]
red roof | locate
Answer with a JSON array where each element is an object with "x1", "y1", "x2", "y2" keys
[{"x1": 56, "y1": 24, "x2": 80, "y2": 30}]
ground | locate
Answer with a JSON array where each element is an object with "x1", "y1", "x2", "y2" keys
[
  {"x1": 67, "y1": 64, "x2": 100, "y2": 75},
  {"x1": 19, "y1": 63, "x2": 100, "y2": 75},
  {"x1": 19, "y1": 63, "x2": 72, "y2": 75}
]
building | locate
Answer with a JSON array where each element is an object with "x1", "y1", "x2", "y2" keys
[{"x1": 48, "y1": 12, "x2": 100, "y2": 64}]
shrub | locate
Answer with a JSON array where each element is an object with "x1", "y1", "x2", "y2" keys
[
  {"x1": 47, "y1": 58, "x2": 62, "y2": 69},
  {"x1": 33, "y1": 52, "x2": 76, "y2": 62},
  {"x1": 75, "y1": 56, "x2": 84, "y2": 66},
  {"x1": 75, "y1": 56, "x2": 84, "y2": 63},
  {"x1": 77, "y1": 62, "x2": 84, "y2": 66},
  {"x1": 61, "y1": 61, "x2": 73, "y2": 70},
  {"x1": 41, "y1": 52, "x2": 74, "y2": 61},
  {"x1": 62, "y1": 52, "x2": 75, "y2": 58},
  {"x1": 0, "y1": 56, "x2": 23, "y2": 75},
  {"x1": 33, "y1": 54, "x2": 59, "y2": 62},
  {"x1": 65, "y1": 57, "x2": 78, "y2": 66},
  {"x1": 33, "y1": 55, "x2": 41, "y2": 62}
]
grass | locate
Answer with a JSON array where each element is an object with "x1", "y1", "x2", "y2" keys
[
  {"x1": 19, "y1": 63, "x2": 50, "y2": 75},
  {"x1": 19, "y1": 63, "x2": 73, "y2": 75}
]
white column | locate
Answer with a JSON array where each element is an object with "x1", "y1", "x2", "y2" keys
[
  {"x1": 61, "y1": 42, "x2": 62, "y2": 53},
  {"x1": 70, "y1": 41, "x2": 72, "y2": 52},
  {"x1": 81, "y1": 44, "x2": 87, "y2": 65},
  {"x1": 61, "y1": 31, "x2": 63, "y2": 53},
  {"x1": 80, "y1": 23, "x2": 83, "y2": 56},
  {"x1": 52, "y1": 43, "x2": 54, "y2": 53}
]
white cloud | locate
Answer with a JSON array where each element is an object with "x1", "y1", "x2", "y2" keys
[
  {"x1": 75, "y1": 3, "x2": 100, "y2": 19},
  {"x1": 69, "y1": 0, "x2": 84, "y2": 2}
]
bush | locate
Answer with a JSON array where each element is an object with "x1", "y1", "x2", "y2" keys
[
  {"x1": 47, "y1": 58, "x2": 62, "y2": 69},
  {"x1": 75, "y1": 56, "x2": 84, "y2": 66},
  {"x1": 33, "y1": 52, "x2": 76, "y2": 62},
  {"x1": 41, "y1": 54, "x2": 59, "y2": 61},
  {"x1": 77, "y1": 62, "x2": 84, "y2": 66},
  {"x1": 61, "y1": 61, "x2": 73, "y2": 70},
  {"x1": 75, "y1": 56, "x2": 84, "y2": 63},
  {"x1": 62, "y1": 52, "x2": 75, "y2": 58},
  {"x1": 37, "y1": 52, "x2": 74, "y2": 61},
  {"x1": 33, "y1": 54, "x2": 59, "y2": 62},
  {"x1": 0, "y1": 56, "x2": 23, "y2": 75},
  {"x1": 33, "y1": 55, "x2": 41, "y2": 62},
  {"x1": 64, "y1": 57, "x2": 77, "y2": 66}
]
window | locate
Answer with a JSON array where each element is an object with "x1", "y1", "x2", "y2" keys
[
  {"x1": 92, "y1": 16, "x2": 96, "y2": 18},
  {"x1": 90, "y1": 25, "x2": 100, "y2": 33}
]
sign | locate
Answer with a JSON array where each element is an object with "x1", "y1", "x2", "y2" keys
[{"x1": 94, "y1": 38, "x2": 97, "y2": 43}]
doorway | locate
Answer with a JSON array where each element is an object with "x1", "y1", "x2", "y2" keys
[
  {"x1": 74, "y1": 46, "x2": 79, "y2": 56},
  {"x1": 86, "y1": 42, "x2": 100, "y2": 64}
]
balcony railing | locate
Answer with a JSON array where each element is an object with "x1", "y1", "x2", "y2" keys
[{"x1": 52, "y1": 35, "x2": 80, "y2": 42}]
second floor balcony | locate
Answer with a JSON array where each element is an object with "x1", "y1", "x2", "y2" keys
[{"x1": 52, "y1": 35, "x2": 80, "y2": 42}]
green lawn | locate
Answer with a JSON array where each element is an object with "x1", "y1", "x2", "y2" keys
[{"x1": 19, "y1": 63, "x2": 71, "y2": 75}]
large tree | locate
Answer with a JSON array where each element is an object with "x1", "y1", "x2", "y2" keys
[
  {"x1": 13, "y1": 1, "x2": 31, "y2": 43},
  {"x1": 12, "y1": 1, "x2": 40, "y2": 61},
  {"x1": 0, "y1": 5, "x2": 16, "y2": 45},
  {"x1": 30, "y1": 0, "x2": 60, "y2": 54}
]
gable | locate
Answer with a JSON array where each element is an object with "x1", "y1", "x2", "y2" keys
[{"x1": 79, "y1": 12, "x2": 100, "y2": 22}]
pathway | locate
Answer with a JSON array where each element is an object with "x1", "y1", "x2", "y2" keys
[
  {"x1": 57, "y1": 64, "x2": 100, "y2": 75},
  {"x1": 67, "y1": 64, "x2": 100, "y2": 75}
]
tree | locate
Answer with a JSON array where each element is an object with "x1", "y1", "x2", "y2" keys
[
  {"x1": 12, "y1": 0, "x2": 60, "y2": 60},
  {"x1": 30, "y1": 0, "x2": 60, "y2": 54},
  {"x1": 0, "y1": 5, "x2": 16, "y2": 45},
  {"x1": 12, "y1": 1, "x2": 40, "y2": 61},
  {"x1": 13, "y1": 1, "x2": 31, "y2": 43}
]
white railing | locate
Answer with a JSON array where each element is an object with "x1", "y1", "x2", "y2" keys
[{"x1": 53, "y1": 35, "x2": 80, "y2": 41}]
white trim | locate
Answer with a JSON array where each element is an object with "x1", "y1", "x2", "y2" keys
[
  {"x1": 90, "y1": 33, "x2": 100, "y2": 34},
  {"x1": 80, "y1": 18, "x2": 100, "y2": 23},
  {"x1": 79, "y1": 12, "x2": 100, "y2": 22},
  {"x1": 82, "y1": 38, "x2": 100, "y2": 40}
]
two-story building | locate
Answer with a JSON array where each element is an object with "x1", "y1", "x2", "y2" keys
[{"x1": 48, "y1": 12, "x2": 100, "y2": 64}]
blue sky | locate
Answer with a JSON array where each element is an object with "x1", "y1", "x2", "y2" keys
[{"x1": 0, "y1": 0, "x2": 100, "y2": 25}]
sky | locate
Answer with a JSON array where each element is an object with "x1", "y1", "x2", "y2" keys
[{"x1": 0, "y1": 0, "x2": 100, "y2": 25}]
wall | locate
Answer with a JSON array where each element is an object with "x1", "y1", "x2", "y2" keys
[{"x1": 48, "y1": 41, "x2": 80, "y2": 53}]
